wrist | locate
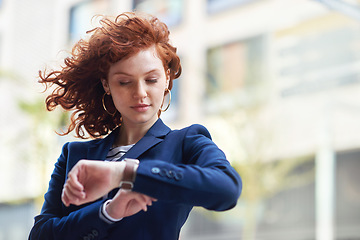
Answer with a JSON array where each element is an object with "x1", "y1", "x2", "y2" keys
[
  {"x1": 111, "y1": 161, "x2": 126, "y2": 189},
  {"x1": 103, "y1": 199, "x2": 123, "y2": 222},
  {"x1": 119, "y1": 158, "x2": 139, "y2": 190}
]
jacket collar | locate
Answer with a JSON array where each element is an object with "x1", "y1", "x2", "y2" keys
[{"x1": 87, "y1": 118, "x2": 171, "y2": 161}]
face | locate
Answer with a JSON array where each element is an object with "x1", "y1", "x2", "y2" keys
[{"x1": 102, "y1": 46, "x2": 169, "y2": 129}]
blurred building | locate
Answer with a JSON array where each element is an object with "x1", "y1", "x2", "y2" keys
[{"x1": 1, "y1": 0, "x2": 360, "y2": 239}]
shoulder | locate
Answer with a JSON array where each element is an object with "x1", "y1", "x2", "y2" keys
[
  {"x1": 170, "y1": 124, "x2": 212, "y2": 140},
  {"x1": 172, "y1": 124, "x2": 224, "y2": 162},
  {"x1": 62, "y1": 138, "x2": 102, "y2": 153},
  {"x1": 58, "y1": 138, "x2": 104, "y2": 171},
  {"x1": 68, "y1": 138, "x2": 101, "y2": 147}
]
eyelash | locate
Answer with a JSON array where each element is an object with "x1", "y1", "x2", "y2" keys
[
  {"x1": 117, "y1": 78, "x2": 158, "y2": 86},
  {"x1": 146, "y1": 79, "x2": 158, "y2": 83},
  {"x1": 119, "y1": 81, "x2": 130, "y2": 86}
]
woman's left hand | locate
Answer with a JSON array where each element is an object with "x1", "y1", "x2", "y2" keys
[{"x1": 106, "y1": 189, "x2": 157, "y2": 219}]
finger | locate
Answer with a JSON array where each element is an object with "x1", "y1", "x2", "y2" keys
[
  {"x1": 143, "y1": 196, "x2": 153, "y2": 206},
  {"x1": 127, "y1": 192, "x2": 156, "y2": 207},
  {"x1": 133, "y1": 193, "x2": 152, "y2": 212},
  {"x1": 62, "y1": 186, "x2": 76, "y2": 206},
  {"x1": 132, "y1": 191, "x2": 157, "y2": 203},
  {"x1": 61, "y1": 186, "x2": 80, "y2": 207},
  {"x1": 64, "y1": 181, "x2": 85, "y2": 200},
  {"x1": 62, "y1": 183, "x2": 84, "y2": 206},
  {"x1": 133, "y1": 197, "x2": 148, "y2": 212},
  {"x1": 143, "y1": 205, "x2": 148, "y2": 212},
  {"x1": 139, "y1": 194, "x2": 157, "y2": 205},
  {"x1": 61, "y1": 189, "x2": 70, "y2": 207},
  {"x1": 67, "y1": 171, "x2": 84, "y2": 192}
]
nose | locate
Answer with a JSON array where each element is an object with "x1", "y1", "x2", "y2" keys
[{"x1": 133, "y1": 81, "x2": 147, "y2": 99}]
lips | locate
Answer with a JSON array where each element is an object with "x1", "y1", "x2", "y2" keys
[{"x1": 131, "y1": 104, "x2": 150, "y2": 112}]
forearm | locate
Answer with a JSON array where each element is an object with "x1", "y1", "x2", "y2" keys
[{"x1": 133, "y1": 160, "x2": 242, "y2": 211}]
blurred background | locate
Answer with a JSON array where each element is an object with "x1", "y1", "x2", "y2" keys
[{"x1": 1, "y1": 0, "x2": 360, "y2": 239}]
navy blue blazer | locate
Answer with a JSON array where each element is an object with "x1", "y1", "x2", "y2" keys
[{"x1": 29, "y1": 119, "x2": 242, "y2": 240}]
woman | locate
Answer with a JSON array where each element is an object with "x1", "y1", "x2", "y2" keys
[{"x1": 29, "y1": 12, "x2": 242, "y2": 240}]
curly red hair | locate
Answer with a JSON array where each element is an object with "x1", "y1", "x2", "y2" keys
[{"x1": 40, "y1": 12, "x2": 182, "y2": 139}]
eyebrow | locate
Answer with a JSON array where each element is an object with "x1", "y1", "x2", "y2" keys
[{"x1": 112, "y1": 69, "x2": 160, "y2": 76}]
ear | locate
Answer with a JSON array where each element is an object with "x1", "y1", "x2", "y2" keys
[{"x1": 101, "y1": 78, "x2": 110, "y2": 93}]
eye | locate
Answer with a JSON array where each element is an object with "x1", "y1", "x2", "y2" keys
[
  {"x1": 146, "y1": 78, "x2": 158, "y2": 83},
  {"x1": 118, "y1": 80, "x2": 131, "y2": 86}
]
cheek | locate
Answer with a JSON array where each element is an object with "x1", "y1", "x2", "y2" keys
[
  {"x1": 110, "y1": 94, "x2": 126, "y2": 107},
  {"x1": 153, "y1": 89, "x2": 166, "y2": 103}
]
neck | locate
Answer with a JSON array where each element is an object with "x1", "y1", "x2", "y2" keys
[{"x1": 114, "y1": 119, "x2": 157, "y2": 146}]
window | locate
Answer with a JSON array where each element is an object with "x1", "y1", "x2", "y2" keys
[
  {"x1": 207, "y1": 0, "x2": 256, "y2": 14},
  {"x1": 69, "y1": 0, "x2": 111, "y2": 44},
  {"x1": 206, "y1": 36, "x2": 266, "y2": 111},
  {"x1": 314, "y1": 0, "x2": 360, "y2": 20},
  {"x1": 258, "y1": 149, "x2": 360, "y2": 239},
  {"x1": 276, "y1": 20, "x2": 360, "y2": 97},
  {"x1": 0, "y1": 35, "x2": 3, "y2": 68},
  {"x1": 133, "y1": 0, "x2": 183, "y2": 27}
]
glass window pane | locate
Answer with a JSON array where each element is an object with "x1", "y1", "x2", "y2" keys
[
  {"x1": 206, "y1": 36, "x2": 265, "y2": 98},
  {"x1": 69, "y1": 0, "x2": 111, "y2": 44},
  {"x1": 207, "y1": 0, "x2": 256, "y2": 14},
  {"x1": 133, "y1": 0, "x2": 183, "y2": 27}
]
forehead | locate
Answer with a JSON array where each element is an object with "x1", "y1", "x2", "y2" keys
[{"x1": 108, "y1": 46, "x2": 165, "y2": 76}]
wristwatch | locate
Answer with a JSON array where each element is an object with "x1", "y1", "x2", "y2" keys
[{"x1": 119, "y1": 158, "x2": 139, "y2": 190}]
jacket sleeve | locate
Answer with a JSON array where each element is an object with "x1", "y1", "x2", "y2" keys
[
  {"x1": 28, "y1": 143, "x2": 111, "y2": 240},
  {"x1": 132, "y1": 124, "x2": 242, "y2": 211}
]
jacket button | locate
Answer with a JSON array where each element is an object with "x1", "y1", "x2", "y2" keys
[
  {"x1": 92, "y1": 230, "x2": 99, "y2": 236},
  {"x1": 175, "y1": 172, "x2": 183, "y2": 180},
  {"x1": 159, "y1": 169, "x2": 167, "y2": 177},
  {"x1": 151, "y1": 167, "x2": 160, "y2": 174},
  {"x1": 166, "y1": 170, "x2": 175, "y2": 178}
]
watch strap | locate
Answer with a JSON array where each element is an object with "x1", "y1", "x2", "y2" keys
[{"x1": 119, "y1": 158, "x2": 139, "y2": 190}]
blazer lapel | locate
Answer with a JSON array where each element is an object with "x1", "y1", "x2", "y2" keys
[
  {"x1": 87, "y1": 128, "x2": 118, "y2": 160},
  {"x1": 86, "y1": 119, "x2": 171, "y2": 161},
  {"x1": 120, "y1": 118, "x2": 171, "y2": 160}
]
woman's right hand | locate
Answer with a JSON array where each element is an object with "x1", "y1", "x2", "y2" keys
[
  {"x1": 62, "y1": 160, "x2": 126, "y2": 207},
  {"x1": 106, "y1": 189, "x2": 157, "y2": 219}
]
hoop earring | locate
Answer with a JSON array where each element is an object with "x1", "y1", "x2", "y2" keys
[
  {"x1": 102, "y1": 93, "x2": 116, "y2": 116},
  {"x1": 160, "y1": 89, "x2": 171, "y2": 112}
]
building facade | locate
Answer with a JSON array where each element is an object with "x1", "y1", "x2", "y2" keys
[{"x1": 0, "y1": 0, "x2": 360, "y2": 239}]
